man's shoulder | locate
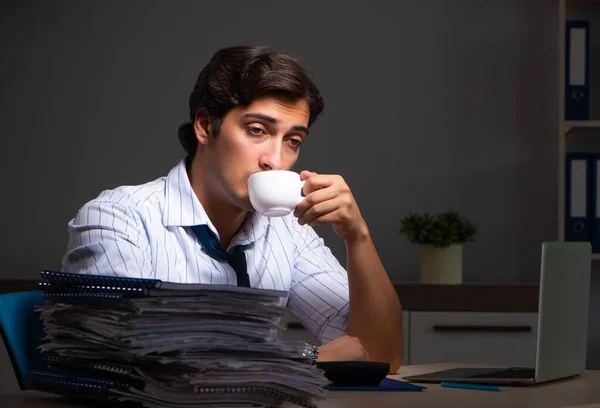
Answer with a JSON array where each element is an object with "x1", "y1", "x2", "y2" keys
[{"x1": 80, "y1": 176, "x2": 168, "y2": 214}]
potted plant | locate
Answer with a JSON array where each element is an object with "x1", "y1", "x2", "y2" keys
[{"x1": 399, "y1": 209, "x2": 478, "y2": 284}]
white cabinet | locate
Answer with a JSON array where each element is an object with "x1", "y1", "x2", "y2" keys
[
  {"x1": 408, "y1": 311, "x2": 538, "y2": 367},
  {"x1": 276, "y1": 309, "x2": 538, "y2": 369}
]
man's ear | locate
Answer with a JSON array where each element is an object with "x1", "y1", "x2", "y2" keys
[{"x1": 193, "y1": 108, "x2": 212, "y2": 146}]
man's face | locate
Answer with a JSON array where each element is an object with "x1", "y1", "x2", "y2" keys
[{"x1": 198, "y1": 95, "x2": 310, "y2": 211}]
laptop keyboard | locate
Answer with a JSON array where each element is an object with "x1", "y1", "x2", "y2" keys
[{"x1": 469, "y1": 368, "x2": 535, "y2": 379}]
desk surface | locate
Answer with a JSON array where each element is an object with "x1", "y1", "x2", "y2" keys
[
  {"x1": 319, "y1": 363, "x2": 600, "y2": 408},
  {"x1": 3, "y1": 363, "x2": 600, "y2": 408}
]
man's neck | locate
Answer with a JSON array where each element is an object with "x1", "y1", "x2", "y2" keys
[{"x1": 187, "y1": 158, "x2": 247, "y2": 249}]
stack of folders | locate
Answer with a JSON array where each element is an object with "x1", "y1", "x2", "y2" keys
[{"x1": 31, "y1": 270, "x2": 329, "y2": 408}]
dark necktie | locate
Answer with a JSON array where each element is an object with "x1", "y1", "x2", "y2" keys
[{"x1": 190, "y1": 225, "x2": 250, "y2": 287}]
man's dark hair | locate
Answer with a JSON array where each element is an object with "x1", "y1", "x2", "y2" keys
[{"x1": 178, "y1": 45, "x2": 324, "y2": 159}]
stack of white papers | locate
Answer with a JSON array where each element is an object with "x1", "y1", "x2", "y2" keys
[{"x1": 36, "y1": 284, "x2": 329, "y2": 408}]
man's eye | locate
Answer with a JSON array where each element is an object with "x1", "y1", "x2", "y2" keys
[
  {"x1": 288, "y1": 139, "x2": 302, "y2": 148},
  {"x1": 247, "y1": 126, "x2": 265, "y2": 135}
]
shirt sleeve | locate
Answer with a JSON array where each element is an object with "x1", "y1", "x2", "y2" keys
[
  {"x1": 287, "y1": 219, "x2": 350, "y2": 345},
  {"x1": 61, "y1": 190, "x2": 152, "y2": 278}
]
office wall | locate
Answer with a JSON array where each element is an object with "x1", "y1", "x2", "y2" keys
[{"x1": 1, "y1": 0, "x2": 598, "y2": 366}]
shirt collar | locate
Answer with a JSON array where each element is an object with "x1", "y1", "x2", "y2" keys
[{"x1": 162, "y1": 159, "x2": 270, "y2": 247}]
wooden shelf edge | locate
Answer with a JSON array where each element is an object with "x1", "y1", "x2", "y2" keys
[
  {"x1": 564, "y1": 121, "x2": 600, "y2": 132},
  {"x1": 566, "y1": 0, "x2": 600, "y2": 5},
  {"x1": 0, "y1": 280, "x2": 38, "y2": 294},
  {"x1": 393, "y1": 283, "x2": 539, "y2": 313}
]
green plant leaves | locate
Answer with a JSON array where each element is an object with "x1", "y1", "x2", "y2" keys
[{"x1": 398, "y1": 209, "x2": 477, "y2": 248}]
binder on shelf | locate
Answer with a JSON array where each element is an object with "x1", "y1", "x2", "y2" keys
[
  {"x1": 565, "y1": 152, "x2": 592, "y2": 243},
  {"x1": 565, "y1": 20, "x2": 590, "y2": 121},
  {"x1": 590, "y1": 154, "x2": 600, "y2": 253}
]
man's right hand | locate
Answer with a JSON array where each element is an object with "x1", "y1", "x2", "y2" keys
[{"x1": 316, "y1": 335, "x2": 369, "y2": 362}]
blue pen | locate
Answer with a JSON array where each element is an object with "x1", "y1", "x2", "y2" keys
[{"x1": 441, "y1": 382, "x2": 500, "y2": 392}]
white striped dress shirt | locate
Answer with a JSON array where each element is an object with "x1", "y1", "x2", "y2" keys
[{"x1": 61, "y1": 159, "x2": 350, "y2": 343}]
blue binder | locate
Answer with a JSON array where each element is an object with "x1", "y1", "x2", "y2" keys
[
  {"x1": 565, "y1": 20, "x2": 590, "y2": 120},
  {"x1": 590, "y1": 154, "x2": 600, "y2": 253},
  {"x1": 565, "y1": 153, "x2": 591, "y2": 242}
]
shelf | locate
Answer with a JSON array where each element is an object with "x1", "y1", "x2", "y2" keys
[
  {"x1": 563, "y1": 121, "x2": 600, "y2": 133},
  {"x1": 565, "y1": 121, "x2": 600, "y2": 127},
  {"x1": 558, "y1": 2, "x2": 600, "y2": 244},
  {"x1": 566, "y1": 0, "x2": 600, "y2": 5}
]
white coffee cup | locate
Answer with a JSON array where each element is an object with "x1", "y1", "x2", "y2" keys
[{"x1": 248, "y1": 170, "x2": 305, "y2": 217}]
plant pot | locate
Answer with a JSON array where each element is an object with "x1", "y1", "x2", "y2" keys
[{"x1": 419, "y1": 244, "x2": 463, "y2": 284}]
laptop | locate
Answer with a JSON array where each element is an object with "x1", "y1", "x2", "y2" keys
[{"x1": 403, "y1": 241, "x2": 592, "y2": 386}]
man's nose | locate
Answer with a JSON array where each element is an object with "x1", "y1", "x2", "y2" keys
[{"x1": 259, "y1": 142, "x2": 283, "y2": 170}]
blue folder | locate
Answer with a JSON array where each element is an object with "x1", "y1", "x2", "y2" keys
[
  {"x1": 591, "y1": 154, "x2": 600, "y2": 253},
  {"x1": 565, "y1": 152, "x2": 592, "y2": 243},
  {"x1": 565, "y1": 20, "x2": 590, "y2": 120},
  {"x1": 326, "y1": 377, "x2": 426, "y2": 392}
]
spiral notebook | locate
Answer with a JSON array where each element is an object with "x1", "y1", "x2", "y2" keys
[
  {"x1": 38, "y1": 269, "x2": 287, "y2": 298},
  {"x1": 29, "y1": 365, "x2": 318, "y2": 408},
  {"x1": 31, "y1": 350, "x2": 322, "y2": 408}
]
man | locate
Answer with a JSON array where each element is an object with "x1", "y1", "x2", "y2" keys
[{"x1": 61, "y1": 45, "x2": 404, "y2": 372}]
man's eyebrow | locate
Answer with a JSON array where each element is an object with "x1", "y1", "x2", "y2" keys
[
  {"x1": 242, "y1": 113, "x2": 309, "y2": 135},
  {"x1": 243, "y1": 113, "x2": 277, "y2": 123}
]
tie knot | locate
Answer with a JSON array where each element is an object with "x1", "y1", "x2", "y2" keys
[{"x1": 190, "y1": 225, "x2": 250, "y2": 287}]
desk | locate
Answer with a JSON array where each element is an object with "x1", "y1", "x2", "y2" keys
[
  {"x1": 3, "y1": 363, "x2": 600, "y2": 408},
  {"x1": 318, "y1": 363, "x2": 600, "y2": 408}
]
